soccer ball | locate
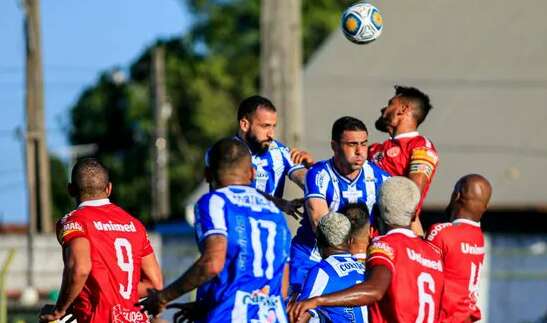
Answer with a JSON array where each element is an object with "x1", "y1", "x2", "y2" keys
[{"x1": 341, "y1": 2, "x2": 383, "y2": 44}]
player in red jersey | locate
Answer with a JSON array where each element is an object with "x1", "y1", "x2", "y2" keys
[
  {"x1": 289, "y1": 177, "x2": 444, "y2": 323},
  {"x1": 39, "y1": 158, "x2": 163, "y2": 323},
  {"x1": 427, "y1": 174, "x2": 492, "y2": 323},
  {"x1": 369, "y1": 85, "x2": 438, "y2": 236}
]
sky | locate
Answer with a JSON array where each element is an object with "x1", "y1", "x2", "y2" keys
[{"x1": 0, "y1": 0, "x2": 191, "y2": 224}]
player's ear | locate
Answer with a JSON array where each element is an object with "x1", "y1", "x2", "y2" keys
[
  {"x1": 105, "y1": 182, "x2": 113, "y2": 197},
  {"x1": 240, "y1": 117, "x2": 250, "y2": 132},
  {"x1": 399, "y1": 101, "x2": 411, "y2": 116},
  {"x1": 330, "y1": 140, "x2": 337, "y2": 153}
]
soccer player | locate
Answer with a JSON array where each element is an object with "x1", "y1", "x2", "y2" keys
[
  {"x1": 369, "y1": 85, "x2": 439, "y2": 236},
  {"x1": 206, "y1": 95, "x2": 313, "y2": 198},
  {"x1": 289, "y1": 117, "x2": 389, "y2": 294},
  {"x1": 296, "y1": 211, "x2": 368, "y2": 323},
  {"x1": 39, "y1": 158, "x2": 163, "y2": 323},
  {"x1": 289, "y1": 177, "x2": 444, "y2": 323},
  {"x1": 139, "y1": 138, "x2": 292, "y2": 322},
  {"x1": 426, "y1": 174, "x2": 492, "y2": 323}
]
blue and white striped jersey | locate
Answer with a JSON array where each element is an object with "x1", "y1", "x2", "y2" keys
[
  {"x1": 298, "y1": 254, "x2": 368, "y2": 323},
  {"x1": 194, "y1": 185, "x2": 291, "y2": 323},
  {"x1": 290, "y1": 159, "x2": 389, "y2": 292},
  {"x1": 205, "y1": 136, "x2": 305, "y2": 198}
]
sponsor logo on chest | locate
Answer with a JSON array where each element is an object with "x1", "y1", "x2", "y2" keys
[{"x1": 93, "y1": 220, "x2": 137, "y2": 233}]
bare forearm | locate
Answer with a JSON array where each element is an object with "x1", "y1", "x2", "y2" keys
[
  {"x1": 290, "y1": 169, "x2": 306, "y2": 190},
  {"x1": 55, "y1": 267, "x2": 89, "y2": 312},
  {"x1": 158, "y1": 260, "x2": 216, "y2": 303},
  {"x1": 314, "y1": 283, "x2": 382, "y2": 308},
  {"x1": 311, "y1": 266, "x2": 390, "y2": 308},
  {"x1": 306, "y1": 199, "x2": 329, "y2": 232}
]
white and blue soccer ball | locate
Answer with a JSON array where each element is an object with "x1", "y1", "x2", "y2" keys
[{"x1": 341, "y1": 2, "x2": 383, "y2": 44}]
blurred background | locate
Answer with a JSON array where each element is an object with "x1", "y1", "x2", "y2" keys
[{"x1": 0, "y1": 0, "x2": 546, "y2": 322}]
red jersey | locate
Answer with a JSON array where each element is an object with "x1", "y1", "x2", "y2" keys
[
  {"x1": 368, "y1": 132, "x2": 439, "y2": 215},
  {"x1": 367, "y1": 228, "x2": 444, "y2": 323},
  {"x1": 56, "y1": 199, "x2": 154, "y2": 323},
  {"x1": 427, "y1": 219, "x2": 485, "y2": 322}
]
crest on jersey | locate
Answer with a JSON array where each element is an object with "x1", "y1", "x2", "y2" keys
[{"x1": 386, "y1": 146, "x2": 401, "y2": 158}]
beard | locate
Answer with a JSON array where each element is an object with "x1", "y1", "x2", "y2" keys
[
  {"x1": 374, "y1": 115, "x2": 389, "y2": 133},
  {"x1": 245, "y1": 133, "x2": 272, "y2": 154}
]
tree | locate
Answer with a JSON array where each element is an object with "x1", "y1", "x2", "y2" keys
[{"x1": 62, "y1": 0, "x2": 347, "y2": 224}]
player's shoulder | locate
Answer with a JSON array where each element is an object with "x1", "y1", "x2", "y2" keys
[
  {"x1": 308, "y1": 159, "x2": 330, "y2": 173},
  {"x1": 408, "y1": 134, "x2": 437, "y2": 150},
  {"x1": 56, "y1": 209, "x2": 87, "y2": 244},
  {"x1": 270, "y1": 139, "x2": 288, "y2": 149},
  {"x1": 56, "y1": 209, "x2": 83, "y2": 230},
  {"x1": 364, "y1": 160, "x2": 390, "y2": 177},
  {"x1": 196, "y1": 190, "x2": 221, "y2": 205},
  {"x1": 426, "y1": 222, "x2": 453, "y2": 242},
  {"x1": 306, "y1": 160, "x2": 333, "y2": 188},
  {"x1": 368, "y1": 235, "x2": 397, "y2": 259}
]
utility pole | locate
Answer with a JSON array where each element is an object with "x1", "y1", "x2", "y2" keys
[
  {"x1": 151, "y1": 45, "x2": 171, "y2": 221},
  {"x1": 260, "y1": 0, "x2": 303, "y2": 147},
  {"x1": 23, "y1": 0, "x2": 52, "y2": 235},
  {"x1": 261, "y1": 0, "x2": 303, "y2": 234}
]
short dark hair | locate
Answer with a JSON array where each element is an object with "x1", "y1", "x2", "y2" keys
[
  {"x1": 208, "y1": 137, "x2": 251, "y2": 181},
  {"x1": 340, "y1": 203, "x2": 370, "y2": 237},
  {"x1": 331, "y1": 116, "x2": 368, "y2": 142},
  {"x1": 71, "y1": 158, "x2": 110, "y2": 198},
  {"x1": 237, "y1": 95, "x2": 276, "y2": 121},
  {"x1": 394, "y1": 85, "x2": 433, "y2": 126}
]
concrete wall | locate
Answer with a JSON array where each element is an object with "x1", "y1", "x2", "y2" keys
[{"x1": 0, "y1": 234, "x2": 161, "y2": 291}]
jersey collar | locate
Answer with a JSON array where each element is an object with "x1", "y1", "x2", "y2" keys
[
  {"x1": 328, "y1": 158, "x2": 363, "y2": 185},
  {"x1": 453, "y1": 218, "x2": 481, "y2": 227},
  {"x1": 78, "y1": 198, "x2": 111, "y2": 208},
  {"x1": 393, "y1": 131, "x2": 419, "y2": 140},
  {"x1": 385, "y1": 227, "x2": 417, "y2": 238}
]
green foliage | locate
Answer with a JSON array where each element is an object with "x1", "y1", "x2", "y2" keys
[{"x1": 63, "y1": 0, "x2": 347, "y2": 224}]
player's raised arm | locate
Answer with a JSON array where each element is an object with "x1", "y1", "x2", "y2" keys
[{"x1": 40, "y1": 237, "x2": 91, "y2": 322}]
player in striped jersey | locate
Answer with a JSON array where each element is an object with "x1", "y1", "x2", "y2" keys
[
  {"x1": 290, "y1": 117, "x2": 389, "y2": 294},
  {"x1": 295, "y1": 211, "x2": 370, "y2": 323},
  {"x1": 205, "y1": 95, "x2": 313, "y2": 199},
  {"x1": 139, "y1": 138, "x2": 291, "y2": 322}
]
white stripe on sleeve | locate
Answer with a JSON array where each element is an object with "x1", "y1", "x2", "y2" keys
[
  {"x1": 209, "y1": 194, "x2": 227, "y2": 231},
  {"x1": 309, "y1": 268, "x2": 329, "y2": 298}
]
